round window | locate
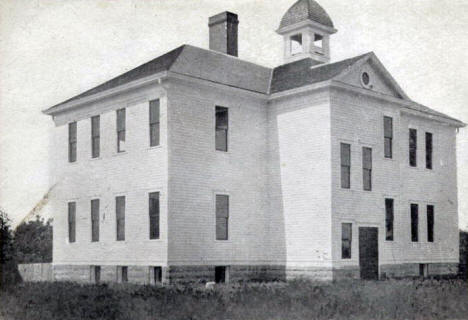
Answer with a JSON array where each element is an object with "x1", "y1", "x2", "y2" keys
[{"x1": 361, "y1": 72, "x2": 370, "y2": 86}]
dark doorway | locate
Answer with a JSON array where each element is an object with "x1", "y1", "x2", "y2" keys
[
  {"x1": 153, "y1": 266, "x2": 162, "y2": 284},
  {"x1": 215, "y1": 266, "x2": 227, "y2": 283},
  {"x1": 359, "y1": 227, "x2": 379, "y2": 280}
]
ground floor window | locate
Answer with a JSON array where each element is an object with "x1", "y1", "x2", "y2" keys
[
  {"x1": 150, "y1": 266, "x2": 162, "y2": 284},
  {"x1": 91, "y1": 265, "x2": 100, "y2": 284},
  {"x1": 215, "y1": 266, "x2": 228, "y2": 283},
  {"x1": 341, "y1": 223, "x2": 352, "y2": 259},
  {"x1": 117, "y1": 266, "x2": 128, "y2": 283}
]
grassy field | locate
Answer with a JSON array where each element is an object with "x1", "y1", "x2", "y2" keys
[{"x1": 1, "y1": 279, "x2": 467, "y2": 320}]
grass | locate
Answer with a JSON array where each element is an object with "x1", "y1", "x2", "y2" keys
[{"x1": 1, "y1": 279, "x2": 467, "y2": 320}]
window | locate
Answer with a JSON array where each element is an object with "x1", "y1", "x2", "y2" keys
[
  {"x1": 216, "y1": 195, "x2": 229, "y2": 240},
  {"x1": 118, "y1": 266, "x2": 128, "y2": 283},
  {"x1": 426, "y1": 132, "x2": 433, "y2": 169},
  {"x1": 362, "y1": 147, "x2": 372, "y2": 191},
  {"x1": 340, "y1": 143, "x2": 351, "y2": 189},
  {"x1": 409, "y1": 129, "x2": 417, "y2": 167},
  {"x1": 149, "y1": 100, "x2": 160, "y2": 147},
  {"x1": 116, "y1": 108, "x2": 126, "y2": 152},
  {"x1": 385, "y1": 199, "x2": 394, "y2": 241},
  {"x1": 341, "y1": 223, "x2": 352, "y2": 259},
  {"x1": 68, "y1": 122, "x2": 77, "y2": 162},
  {"x1": 149, "y1": 192, "x2": 160, "y2": 240},
  {"x1": 91, "y1": 116, "x2": 100, "y2": 158},
  {"x1": 313, "y1": 34, "x2": 323, "y2": 48},
  {"x1": 290, "y1": 34, "x2": 303, "y2": 55},
  {"x1": 427, "y1": 205, "x2": 434, "y2": 242},
  {"x1": 411, "y1": 204, "x2": 418, "y2": 242},
  {"x1": 91, "y1": 199, "x2": 99, "y2": 242},
  {"x1": 116, "y1": 196, "x2": 125, "y2": 241},
  {"x1": 151, "y1": 266, "x2": 162, "y2": 284},
  {"x1": 384, "y1": 116, "x2": 393, "y2": 158},
  {"x1": 92, "y1": 266, "x2": 101, "y2": 284},
  {"x1": 68, "y1": 202, "x2": 76, "y2": 243},
  {"x1": 215, "y1": 106, "x2": 228, "y2": 152}
]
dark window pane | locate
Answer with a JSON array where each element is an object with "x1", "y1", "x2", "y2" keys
[
  {"x1": 68, "y1": 202, "x2": 76, "y2": 243},
  {"x1": 69, "y1": 122, "x2": 77, "y2": 162},
  {"x1": 216, "y1": 195, "x2": 229, "y2": 240},
  {"x1": 153, "y1": 267, "x2": 162, "y2": 284},
  {"x1": 94, "y1": 266, "x2": 101, "y2": 284},
  {"x1": 340, "y1": 143, "x2": 351, "y2": 189},
  {"x1": 116, "y1": 196, "x2": 125, "y2": 241},
  {"x1": 409, "y1": 129, "x2": 417, "y2": 167},
  {"x1": 427, "y1": 205, "x2": 434, "y2": 242},
  {"x1": 91, "y1": 116, "x2": 100, "y2": 158},
  {"x1": 411, "y1": 204, "x2": 418, "y2": 242},
  {"x1": 341, "y1": 223, "x2": 352, "y2": 259},
  {"x1": 91, "y1": 199, "x2": 99, "y2": 242},
  {"x1": 215, "y1": 107, "x2": 228, "y2": 152},
  {"x1": 116, "y1": 109, "x2": 126, "y2": 152},
  {"x1": 426, "y1": 132, "x2": 433, "y2": 170},
  {"x1": 121, "y1": 266, "x2": 128, "y2": 283},
  {"x1": 384, "y1": 117, "x2": 393, "y2": 158},
  {"x1": 149, "y1": 192, "x2": 160, "y2": 240},
  {"x1": 149, "y1": 100, "x2": 160, "y2": 147},
  {"x1": 385, "y1": 198, "x2": 394, "y2": 241},
  {"x1": 362, "y1": 147, "x2": 372, "y2": 191}
]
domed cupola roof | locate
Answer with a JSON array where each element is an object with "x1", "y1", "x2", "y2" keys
[{"x1": 279, "y1": 0, "x2": 334, "y2": 30}]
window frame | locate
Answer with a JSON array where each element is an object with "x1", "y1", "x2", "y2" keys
[
  {"x1": 215, "y1": 194, "x2": 229, "y2": 241},
  {"x1": 91, "y1": 115, "x2": 100, "y2": 158},
  {"x1": 362, "y1": 147, "x2": 372, "y2": 191},
  {"x1": 149, "y1": 99, "x2": 160, "y2": 147},
  {"x1": 409, "y1": 128, "x2": 417, "y2": 167},
  {"x1": 149, "y1": 192, "x2": 160, "y2": 240},
  {"x1": 427, "y1": 205, "x2": 434, "y2": 242},
  {"x1": 385, "y1": 198, "x2": 394, "y2": 241},
  {"x1": 425, "y1": 132, "x2": 433, "y2": 170},
  {"x1": 116, "y1": 196, "x2": 126, "y2": 241},
  {"x1": 341, "y1": 223, "x2": 352, "y2": 259},
  {"x1": 68, "y1": 202, "x2": 76, "y2": 243},
  {"x1": 68, "y1": 122, "x2": 77, "y2": 163},
  {"x1": 215, "y1": 106, "x2": 229, "y2": 152},
  {"x1": 383, "y1": 116, "x2": 393, "y2": 159},
  {"x1": 116, "y1": 108, "x2": 126, "y2": 153},
  {"x1": 340, "y1": 143, "x2": 351, "y2": 189},
  {"x1": 91, "y1": 199, "x2": 100, "y2": 242},
  {"x1": 410, "y1": 203, "x2": 419, "y2": 242}
]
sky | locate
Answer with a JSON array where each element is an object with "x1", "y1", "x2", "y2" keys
[{"x1": 0, "y1": 0, "x2": 467, "y2": 229}]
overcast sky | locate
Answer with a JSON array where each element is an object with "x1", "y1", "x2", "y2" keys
[{"x1": 0, "y1": 0, "x2": 467, "y2": 229}]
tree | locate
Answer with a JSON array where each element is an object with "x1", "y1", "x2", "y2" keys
[
  {"x1": 0, "y1": 208, "x2": 20, "y2": 287},
  {"x1": 14, "y1": 216, "x2": 52, "y2": 264}
]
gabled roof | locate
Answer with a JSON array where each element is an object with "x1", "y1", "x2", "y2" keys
[
  {"x1": 270, "y1": 53, "x2": 369, "y2": 94},
  {"x1": 279, "y1": 0, "x2": 334, "y2": 30},
  {"x1": 43, "y1": 45, "x2": 464, "y2": 127},
  {"x1": 43, "y1": 45, "x2": 271, "y2": 114}
]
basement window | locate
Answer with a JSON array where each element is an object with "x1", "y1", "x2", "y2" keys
[{"x1": 290, "y1": 34, "x2": 303, "y2": 55}]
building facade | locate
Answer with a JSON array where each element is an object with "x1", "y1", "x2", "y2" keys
[{"x1": 44, "y1": 0, "x2": 465, "y2": 283}]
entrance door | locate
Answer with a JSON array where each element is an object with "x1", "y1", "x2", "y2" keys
[{"x1": 359, "y1": 227, "x2": 379, "y2": 280}]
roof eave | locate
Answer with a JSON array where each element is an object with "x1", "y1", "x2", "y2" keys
[
  {"x1": 276, "y1": 20, "x2": 337, "y2": 35},
  {"x1": 42, "y1": 71, "x2": 168, "y2": 116}
]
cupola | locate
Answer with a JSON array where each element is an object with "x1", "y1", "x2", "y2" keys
[{"x1": 277, "y1": 0, "x2": 337, "y2": 64}]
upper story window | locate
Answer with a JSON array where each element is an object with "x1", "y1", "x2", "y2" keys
[
  {"x1": 383, "y1": 116, "x2": 393, "y2": 159},
  {"x1": 215, "y1": 106, "x2": 228, "y2": 152},
  {"x1": 116, "y1": 108, "x2": 126, "y2": 153},
  {"x1": 91, "y1": 116, "x2": 100, "y2": 158},
  {"x1": 149, "y1": 100, "x2": 160, "y2": 147},
  {"x1": 340, "y1": 143, "x2": 351, "y2": 189},
  {"x1": 425, "y1": 132, "x2": 433, "y2": 169},
  {"x1": 362, "y1": 147, "x2": 372, "y2": 191},
  {"x1": 290, "y1": 34, "x2": 303, "y2": 55},
  {"x1": 68, "y1": 122, "x2": 77, "y2": 163},
  {"x1": 409, "y1": 128, "x2": 417, "y2": 167}
]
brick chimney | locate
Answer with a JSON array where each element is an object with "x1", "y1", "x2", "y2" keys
[{"x1": 208, "y1": 12, "x2": 238, "y2": 57}]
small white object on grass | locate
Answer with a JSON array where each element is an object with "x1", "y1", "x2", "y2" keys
[{"x1": 205, "y1": 281, "x2": 216, "y2": 289}]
